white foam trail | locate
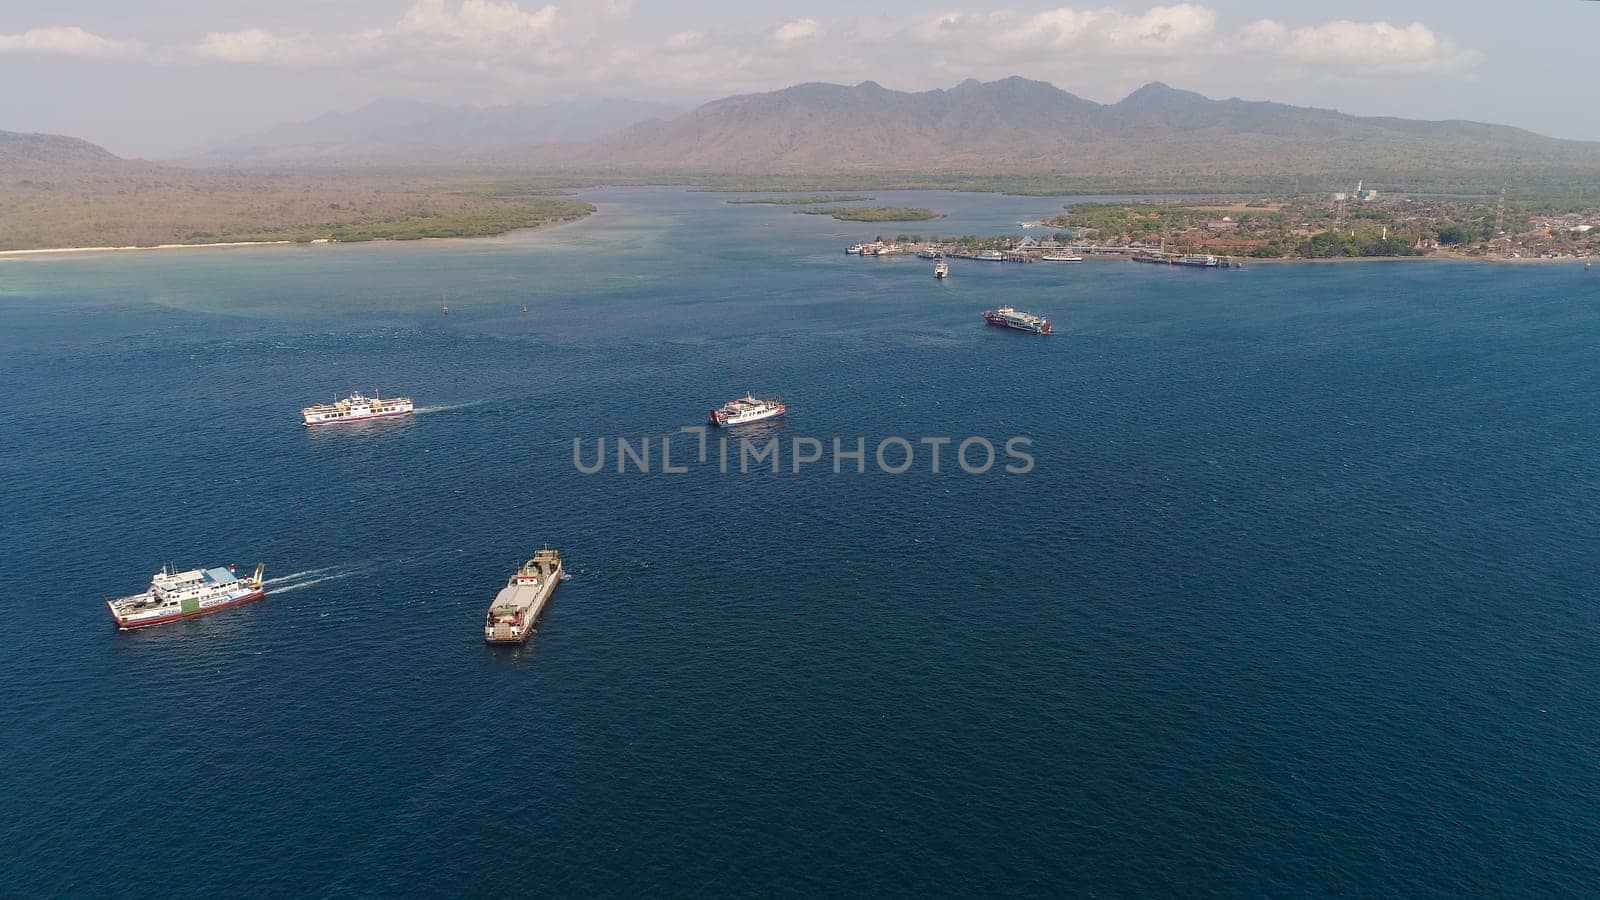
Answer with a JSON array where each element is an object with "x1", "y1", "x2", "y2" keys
[
  {"x1": 270, "y1": 571, "x2": 357, "y2": 594},
  {"x1": 261, "y1": 566, "x2": 338, "y2": 586},
  {"x1": 414, "y1": 398, "x2": 494, "y2": 415}
]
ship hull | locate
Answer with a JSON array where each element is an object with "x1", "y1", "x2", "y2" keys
[
  {"x1": 303, "y1": 409, "x2": 413, "y2": 427},
  {"x1": 982, "y1": 313, "x2": 1050, "y2": 334},
  {"x1": 712, "y1": 407, "x2": 786, "y2": 427},
  {"x1": 485, "y1": 578, "x2": 561, "y2": 644},
  {"x1": 108, "y1": 588, "x2": 266, "y2": 630}
]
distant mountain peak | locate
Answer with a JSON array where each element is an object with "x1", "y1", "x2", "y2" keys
[
  {"x1": 1117, "y1": 81, "x2": 1209, "y2": 108},
  {"x1": 519, "y1": 75, "x2": 1600, "y2": 179}
]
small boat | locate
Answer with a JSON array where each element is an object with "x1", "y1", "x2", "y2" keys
[
  {"x1": 1041, "y1": 253, "x2": 1083, "y2": 262},
  {"x1": 522, "y1": 304, "x2": 529, "y2": 312},
  {"x1": 934, "y1": 261, "x2": 949, "y2": 279},
  {"x1": 846, "y1": 242, "x2": 865, "y2": 254},
  {"x1": 442, "y1": 304, "x2": 450, "y2": 314}
]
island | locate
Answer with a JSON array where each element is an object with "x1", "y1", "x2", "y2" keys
[
  {"x1": 797, "y1": 206, "x2": 940, "y2": 222},
  {"x1": 726, "y1": 195, "x2": 872, "y2": 205}
]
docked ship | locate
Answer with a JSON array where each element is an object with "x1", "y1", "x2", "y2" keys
[
  {"x1": 106, "y1": 563, "x2": 266, "y2": 630},
  {"x1": 301, "y1": 391, "x2": 414, "y2": 426},
  {"x1": 1041, "y1": 253, "x2": 1083, "y2": 262},
  {"x1": 710, "y1": 393, "x2": 786, "y2": 427},
  {"x1": 934, "y1": 260, "x2": 949, "y2": 279},
  {"x1": 917, "y1": 248, "x2": 943, "y2": 259},
  {"x1": 846, "y1": 242, "x2": 865, "y2": 254},
  {"x1": 1131, "y1": 249, "x2": 1169, "y2": 264},
  {"x1": 484, "y1": 549, "x2": 563, "y2": 644},
  {"x1": 975, "y1": 249, "x2": 1006, "y2": 261},
  {"x1": 982, "y1": 307, "x2": 1052, "y2": 334},
  {"x1": 1173, "y1": 253, "x2": 1221, "y2": 267}
]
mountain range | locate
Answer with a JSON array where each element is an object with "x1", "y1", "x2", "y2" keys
[
  {"x1": 189, "y1": 97, "x2": 682, "y2": 166},
  {"x1": 512, "y1": 78, "x2": 1600, "y2": 181},
  {"x1": 11, "y1": 77, "x2": 1600, "y2": 190}
]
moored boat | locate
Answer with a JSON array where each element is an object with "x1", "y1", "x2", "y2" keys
[
  {"x1": 301, "y1": 391, "x2": 414, "y2": 426},
  {"x1": 981, "y1": 307, "x2": 1051, "y2": 334},
  {"x1": 484, "y1": 549, "x2": 563, "y2": 644},
  {"x1": 1041, "y1": 253, "x2": 1083, "y2": 262},
  {"x1": 846, "y1": 242, "x2": 865, "y2": 254},
  {"x1": 107, "y1": 563, "x2": 266, "y2": 630},
  {"x1": 975, "y1": 249, "x2": 1006, "y2": 261},
  {"x1": 710, "y1": 393, "x2": 786, "y2": 427}
]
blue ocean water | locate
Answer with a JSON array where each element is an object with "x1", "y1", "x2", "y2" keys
[{"x1": 3, "y1": 188, "x2": 1600, "y2": 896}]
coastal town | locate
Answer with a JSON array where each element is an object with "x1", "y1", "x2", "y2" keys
[{"x1": 841, "y1": 188, "x2": 1600, "y2": 264}]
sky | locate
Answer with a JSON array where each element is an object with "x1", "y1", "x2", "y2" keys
[{"x1": 2, "y1": 1, "x2": 1597, "y2": 158}]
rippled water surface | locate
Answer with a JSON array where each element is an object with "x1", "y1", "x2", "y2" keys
[{"x1": 3, "y1": 188, "x2": 1599, "y2": 896}]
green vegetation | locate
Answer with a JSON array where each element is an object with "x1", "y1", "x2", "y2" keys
[
  {"x1": 797, "y1": 206, "x2": 939, "y2": 222},
  {"x1": 319, "y1": 199, "x2": 594, "y2": 242},
  {"x1": 727, "y1": 195, "x2": 872, "y2": 205}
]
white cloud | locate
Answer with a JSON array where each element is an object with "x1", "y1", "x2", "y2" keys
[
  {"x1": 8, "y1": 3, "x2": 1482, "y2": 109},
  {"x1": 193, "y1": 29, "x2": 334, "y2": 66},
  {"x1": 773, "y1": 19, "x2": 824, "y2": 45},
  {"x1": 912, "y1": 4, "x2": 1216, "y2": 57},
  {"x1": 663, "y1": 30, "x2": 709, "y2": 54},
  {"x1": 393, "y1": 0, "x2": 559, "y2": 51},
  {"x1": 0, "y1": 25, "x2": 143, "y2": 59},
  {"x1": 1238, "y1": 18, "x2": 1480, "y2": 74}
]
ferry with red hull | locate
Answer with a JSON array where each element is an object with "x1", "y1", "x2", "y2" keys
[
  {"x1": 710, "y1": 394, "x2": 786, "y2": 427},
  {"x1": 107, "y1": 563, "x2": 266, "y2": 630},
  {"x1": 982, "y1": 307, "x2": 1052, "y2": 334}
]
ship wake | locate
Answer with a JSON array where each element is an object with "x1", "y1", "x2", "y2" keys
[
  {"x1": 261, "y1": 566, "x2": 339, "y2": 587},
  {"x1": 414, "y1": 398, "x2": 494, "y2": 416},
  {"x1": 265, "y1": 567, "x2": 361, "y2": 594}
]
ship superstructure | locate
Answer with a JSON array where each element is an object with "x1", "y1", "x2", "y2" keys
[
  {"x1": 710, "y1": 394, "x2": 786, "y2": 427},
  {"x1": 484, "y1": 549, "x2": 563, "y2": 643},
  {"x1": 301, "y1": 391, "x2": 414, "y2": 426},
  {"x1": 106, "y1": 563, "x2": 266, "y2": 630},
  {"x1": 981, "y1": 307, "x2": 1052, "y2": 334}
]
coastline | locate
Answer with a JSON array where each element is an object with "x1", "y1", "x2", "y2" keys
[
  {"x1": 0, "y1": 239, "x2": 306, "y2": 258},
  {"x1": 1241, "y1": 253, "x2": 1585, "y2": 265},
  {"x1": 0, "y1": 206, "x2": 598, "y2": 260}
]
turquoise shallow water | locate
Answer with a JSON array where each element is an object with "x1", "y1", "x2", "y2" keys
[{"x1": 3, "y1": 188, "x2": 1600, "y2": 896}]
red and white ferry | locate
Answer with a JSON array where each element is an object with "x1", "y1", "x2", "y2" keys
[
  {"x1": 301, "y1": 391, "x2": 414, "y2": 426},
  {"x1": 710, "y1": 393, "x2": 786, "y2": 427},
  {"x1": 982, "y1": 306, "x2": 1052, "y2": 334},
  {"x1": 106, "y1": 563, "x2": 266, "y2": 630}
]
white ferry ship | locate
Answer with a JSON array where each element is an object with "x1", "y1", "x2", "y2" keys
[
  {"x1": 107, "y1": 563, "x2": 266, "y2": 630},
  {"x1": 982, "y1": 306, "x2": 1052, "y2": 334},
  {"x1": 1041, "y1": 253, "x2": 1084, "y2": 262},
  {"x1": 301, "y1": 391, "x2": 414, "y2": 426},
  {"x1": 934, "y1": 260, "x2": 950, "y2": 279},
  {"x1": 485, "y1": 549, "x2": 563, "y2": 644},
  {"x1": 710, "y1": 393, "x2": 786, "y2": 427}
]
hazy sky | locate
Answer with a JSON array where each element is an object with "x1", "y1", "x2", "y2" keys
[{"x1": 3, "y1": 1, "x2": 1597, "y2": 157}]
